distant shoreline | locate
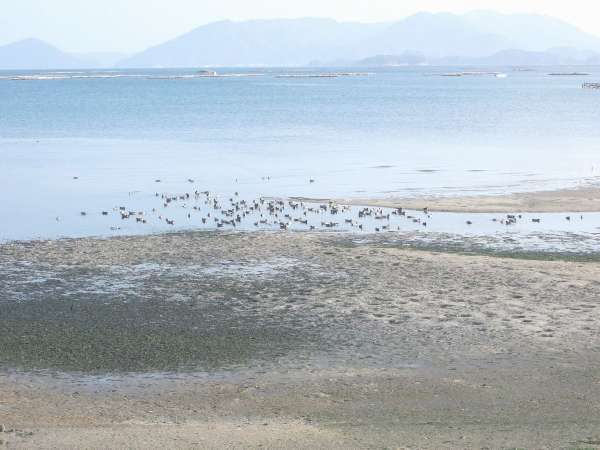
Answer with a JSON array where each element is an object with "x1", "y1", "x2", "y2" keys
[{"x1": 293, "y1": 184, "x2": 600, "y2": 213}]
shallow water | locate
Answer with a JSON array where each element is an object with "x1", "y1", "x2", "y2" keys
[
  {"x1": 3, "y1": 185, "x2": 600, "y2": 253},
  {"x1": 1, "y1": 66, "x2": 600, "y2": 246}
]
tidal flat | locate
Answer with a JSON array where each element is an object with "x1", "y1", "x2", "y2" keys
[
  {"x1": 1, "y1": 231, "x2": 600, "y2": 448},
  {"x1": 329, "y1": 184, "x2": 600, "y2": 213}
]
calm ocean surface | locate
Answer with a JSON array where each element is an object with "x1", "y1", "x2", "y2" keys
[{"x1": 1, "y1": 66, "x2": 600, "y2": 242}]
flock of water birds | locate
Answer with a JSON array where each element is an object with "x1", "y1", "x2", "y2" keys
[
  {"x1": 76, "y1": 183, "x2": 415, "y2": 233},
  {"x1": 65, "y1": 176, "x2": 586, "y2": 235}
]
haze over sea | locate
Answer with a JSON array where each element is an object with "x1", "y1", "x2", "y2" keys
[{"x1": 2, "y1": 66, "x2": 600, "y2": 241}]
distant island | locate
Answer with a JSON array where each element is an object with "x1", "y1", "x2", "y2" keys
[{"x1": 311, "y1": 48, "x2": 600, "y2": 68}]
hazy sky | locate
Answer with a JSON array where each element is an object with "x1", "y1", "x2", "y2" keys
[{"x1": 2, "y1": 0, "x2": 599, "y2": 53}]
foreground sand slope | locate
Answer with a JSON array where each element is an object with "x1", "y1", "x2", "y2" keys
[{"x1": 1, "y1": 232, "x2": 600, "y2": 448}]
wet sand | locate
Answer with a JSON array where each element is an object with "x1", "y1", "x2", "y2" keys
[
  {"x1": 1, "y1": 231, "x2": 600, "y2": 448},
  {"x1": 298, "y1": 184, "x2": 600, "y2": 213}
]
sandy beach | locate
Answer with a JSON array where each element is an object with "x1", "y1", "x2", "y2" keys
[
  {"x1": 296, "y1": 184, "x2": 600, "y2": 213},
  {"x1": 2, "y1": 231, "x2": 600, "y2": 448}
]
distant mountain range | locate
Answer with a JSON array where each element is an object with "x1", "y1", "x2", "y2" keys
[
  {"x1": 0, "y1": 38, "x2": 127, "y2": 70},
  {"x1": 2, "y1": 11, "x2": 600, "y2": 70},
  {"x1": 118, "y1": 12, "x2": 600, "y2": 68}
]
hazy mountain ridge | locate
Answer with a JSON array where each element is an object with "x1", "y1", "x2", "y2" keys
[
  {"x1": 118, "y1": 11, "x2": 600, "y2": 68},
  {"x1": 0, "y1": 38, "x2": 88, "y2": 70},
  {"x1": 0, "y1": 39, "x2": 128, "y2": 70},
  {"x1": 347, "y1": 12, "x2": 513, "y2": 60},
  {"x1": 463, "y1": 11, "x2": 600, "y2": 51},
  {"x1": 2, "y1": 11, "x2": 600, "y2": 69},
  {"x1": 119, "y1": 18, "x2": 386, "y2": 67}
]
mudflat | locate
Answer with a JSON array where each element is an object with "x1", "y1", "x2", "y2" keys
[
  {"x1": 1, "y1": 231, "x2": 600, "y2": 448},
  {"x1": 302, "y1": 184, "x2": 600, "y2": 213}
]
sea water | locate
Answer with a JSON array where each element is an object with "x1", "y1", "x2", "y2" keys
[{"x1": 1, "y1": 66, "x2": 600, "y2": 247}]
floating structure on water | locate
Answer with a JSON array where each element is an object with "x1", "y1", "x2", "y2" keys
[
  {"x1": 198, "y1": 70, "x2": 218, "y2": 77},
  {"x1": 146, "y1": 71, "x2": 263, "y2": 80},
  {"x1": 276, "y1": 72, "x2": 371, "y2": 78},
  {"x1": 548, "y1": 72, "x2": 590, "y2": 76},
  {"x1": 440, "y1": 72, "x2": 507, "y2": 78}
]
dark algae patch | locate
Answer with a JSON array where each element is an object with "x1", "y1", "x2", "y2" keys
[
  {"x1": 0, "y1": 234, "x2": 348, "y2": 373},
  {"x1": 0, "y1": 299, "x2": 312, "y2": 373}
]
